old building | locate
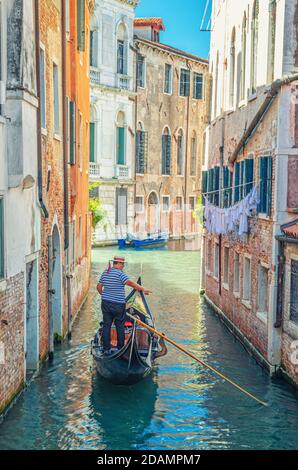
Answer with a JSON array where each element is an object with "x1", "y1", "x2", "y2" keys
[
  {"x1": 0, "y1": 0, "x2": 40, "y2": 413},
  {"x1": 133, "y1": 18, "x2": 209, "y2": 239},
  {"x1": 66, "y1": 0, "x2": 93, "y2": 325},
  {"x1": 89, "y1": 0, "x2": 138, "y2": 244},
  {"x1": 201, "y1": 0, "x2": 298, "y2": 382}
]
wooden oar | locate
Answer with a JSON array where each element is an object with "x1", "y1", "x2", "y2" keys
[{"x1": 127, "y1": 313, "x2": 268, "y2": 407}]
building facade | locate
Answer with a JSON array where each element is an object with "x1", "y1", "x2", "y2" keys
[
  {"x1": 202, "y1": 0, "x2": 298, "y2": 383},
  {"x1": 89, "y1": 0, "x2": 138, "y2": 244},
  {"x1": 0, "y1": 0, "x2": 40, "y2": 413},
  {"x1": 133, "y1": 19, "x2": 209, "y2": 239}
]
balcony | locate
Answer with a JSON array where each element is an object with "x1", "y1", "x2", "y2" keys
[
  {"x1": 89, "y1": 162, "x2": 101, "y2": 179},
  {"x1": 117, "y1": 74, "x2": 130, "y2": 90},
  {"x1": 90, "y1": 67, "x2": 101, "y2": 86},
  {"x1": 116, "y1": 165, "x2": 130, "y2": 179}
]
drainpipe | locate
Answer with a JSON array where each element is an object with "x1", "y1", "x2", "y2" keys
[
  {"x1": 61, "y1": 0, "x2": 72, "y2": 339},
  {"x1": 218, "y1": 118, "x2": 225, "y2": 297},
  {"x1": 275, "y1": 238, "x2": 285, "y2": 328},
  {"x1": 183, "y1": 61, "x2": 191, "y2": 234},
  {"x1": 35, "y1": 0, "x2": 49, "y2": 219}
]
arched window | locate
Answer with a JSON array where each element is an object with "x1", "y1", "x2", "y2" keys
[
  {"x1": 251, "y1": 0, "x2": 259, "y2": 93},
  {"x1": 162, "y1": 127, "x2": 171, "y2": 175},
  {"x1": 117, "y1": 23, "x2": 127, "y2": 75},
  {"x1": 229, "y1": 28, "x2": 236, "y2": 108},
  {"x1": 116, "y1": 111, "x2": 126, "y2": 165},
  {"x1": 177, "y1": 129, "x2": 184, "y2": 176},
  {"x1": 267, "y1": 0, "x2": 276, "y2": 83},
  {"x1": 190, "y1": 131, "x2": 197, "y2": 176},
  {"x1": 136, "y1": 122, "x2": 147, "y2": 174},
  {"x1": 240, "y1": 13, "x2": 247, "y2": 101},
  {"x1": 90, "y1": 28, "x2": 99, "y2": 67}
]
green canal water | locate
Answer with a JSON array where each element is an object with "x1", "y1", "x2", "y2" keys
[{"x1": 1, "y1": 244, "x2": 298, "y2": 450}]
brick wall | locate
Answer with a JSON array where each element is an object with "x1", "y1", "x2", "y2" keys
[{"x1": 0, "y1": 273, "x2": 25, "y2": 414}]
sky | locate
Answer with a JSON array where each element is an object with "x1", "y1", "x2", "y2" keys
[{"x1": 135, "y1": 0, "x2": 211, "y2": 59}]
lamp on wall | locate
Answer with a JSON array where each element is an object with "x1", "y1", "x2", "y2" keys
[{"x1": 22, "y1": 175, "x2": 35, "y2": 190}]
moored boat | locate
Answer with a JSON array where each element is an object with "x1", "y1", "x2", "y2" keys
[{"x1": 91, "y1": 280, "x2": 167, "y2": 385}]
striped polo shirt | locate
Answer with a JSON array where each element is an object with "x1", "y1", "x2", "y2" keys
[{"x1": 99, "y1": 268, "x2": 130, "y2": 304}]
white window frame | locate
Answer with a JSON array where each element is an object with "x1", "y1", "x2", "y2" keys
[
  {"x1": 162, "y1": 195, "x2": 170, "y2": 213},
  {"x1": 214, "y1": 241, "x2": 219, "y2": 280},
  {"x1": 242, "y1": 255, "x2": 251, "y2": 307},
  {"x1": 233, "y1": 251, "x2": 240, "y2": 297},
  {"x1": 40, "y1": 44, "x2": 47, "y2": 131},
  {"x1": 135, "y1": 195, "x2": 144, "y2": 214},
  {"x1": 223, "y1": 245, "x2": 229, "y2": 289}
]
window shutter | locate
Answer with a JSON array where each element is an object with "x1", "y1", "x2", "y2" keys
[
  {"x1": 117, "y1": 127, "x2": 125, "y2": 165},
  {"x1": 214, "y1": 167, "x2": 220, "y2": 206},
  {"x1": 239, "y1": 161, "x2": 245, "y2": 199},
  {"x1": 77, "y1": 0, "x2": 85, "y2": 51},
  {"x1": 165, "y1": 135, "x2": 171, "y2": 175},
  {"x1": 116, "y1": 188, "x2": 128, "y2": 225},
  {"x1": 267, "y1": 156, "x2": 272, "y2": 215},
  {"x1": 90, "y1": 122, "x2": 95, "y2": 163},
  {"x1": 234, "y1": 162, "x2": 240, "y2": 203},
  {"x1": 69, "y1": 101, "x2": 76, "y2": 164},
  {"x1": 245, "y1": 158, "x2": 254, "y2": 195},
  {"x1": 0, "y1": 199, "x2": 4, "y2": 278}
]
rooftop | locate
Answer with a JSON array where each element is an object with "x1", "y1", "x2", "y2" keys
[
  {"x1": 134, "y1": 35, "x2": 209, "y2": 65},
  {"x1": 134, "y1": 17, "x2": 166, "y2": 31},
  {"x1": 281, "y1": 219, "x2": 298, "y2": 238}
]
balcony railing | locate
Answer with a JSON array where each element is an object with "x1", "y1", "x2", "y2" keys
[
  {"x1": 117, "y1": 74, "x2": 130, "y2": 90},
  {"x1": 116, "y1": 165, "x2": 130, "y2": 179},
  {"x1": 90, "y1": 67, "x2": 101, "y2": 86},
  {"x1": 89, "y1": 162, "x2": 101, "y2": 178}
]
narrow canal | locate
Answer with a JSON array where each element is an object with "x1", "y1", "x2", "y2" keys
[{"x1": 1, "y1": 244, "x2": 298, "y2": 450}]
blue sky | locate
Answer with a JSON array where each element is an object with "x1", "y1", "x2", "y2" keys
[{"x1": 135, "y1": 0, "x2": 211, "y2": 59}]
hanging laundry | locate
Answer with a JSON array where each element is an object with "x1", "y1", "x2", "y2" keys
[{"x1": 204, "y1": 186, "x2": 259, "y2": 236}]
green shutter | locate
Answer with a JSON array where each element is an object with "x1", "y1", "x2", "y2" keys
[
  {"x1": 90, "y1": 122, "x2": 95, "y2": 163},
  {"x1": 267, "y1": 156, "x2": 273, "y2": 215},
  {"x1": 234, "y1": 162, "x2": 240, "y2": 203},
  {"x1": 0, "y1": 199, "x2": 4, "y2": 278},
  {"x1": 69, "y1": 101, "x2": 76, "y2": 164},
  {"x1": 117, "y1": 127, "x2": 125, "y2": 165},
  {"x1": 77, "y1": 0, "x2": 85, "y2": 51}
]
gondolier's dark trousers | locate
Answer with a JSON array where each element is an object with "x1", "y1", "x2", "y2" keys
[{"x1": 101, "y1": 300, "x2": 126, "y2": 351}]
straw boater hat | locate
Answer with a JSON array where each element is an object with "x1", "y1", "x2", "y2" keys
[{"x1": 107, "y1": 256, "x2": 126, "y2": 272}]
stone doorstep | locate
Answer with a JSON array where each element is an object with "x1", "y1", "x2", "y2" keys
[{"x1": 203, "y1": 293, "x2": 277, "y2": 376}]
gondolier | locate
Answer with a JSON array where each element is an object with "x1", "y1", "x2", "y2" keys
[{"x1": 97, "y1": 256, "x2": 151, "y2": 355}]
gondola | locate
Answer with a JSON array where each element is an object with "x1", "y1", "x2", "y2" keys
[{"x1": 91, "y1": 278, "x2": 167, "y2": 385}]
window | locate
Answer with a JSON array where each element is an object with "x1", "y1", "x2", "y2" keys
[
  {"x1": 53, "y1": 63, "x2": 60, "y2": 134},
  {"x1": 213, "y1": 52, "x2": 219, "y2": 117},
  {"x1": 223, "y1": 246, "x2": 229, "y2": 286},
  {"x1": 78, "y1": 216, "x2": 82, "y2": 260},
  {"x1": 135, "y1": 196, "x2": 144, "y2": 213},
  {"x1": 77, "y1": 0, "x2": 86, "y2": 51},
  {"x1": 90, "y1": 30, "x2": 98, "y2": 67},
  {"x1": 258, "y1": 156, "x2": 272, "y2": 215},
  {"x1": 214, "y1": 242, "x2": 219, "y2": 278},
  {"x1": 69, "y1": 100, "x2": 76, "y2": 164},
  {"x1": 117, "y1": 24, "x2": 127, "y2": 75},
  {"x1": 207, "y1": 167, "x2": 220, "y2": 205},
  {"x1": 251, "y1": 0, "x2": 259, "y2": 93},
  {"x1": 72, "y1": 220, "x2": 76, "y2": 269},
  {"x1": 176, "y1": 196, "x2": 183, "y2": 211},
  {"x1": 116, "y1": 188, "x2": 127, "y2": 225},
  {"x1": 190, "y1": 132, "x2": 197, "y2": 176},
  {"x1": 267, "y1": 0, "x2": 276, "y2": 83},
  {"x1": 233, "y1": 252, "x2": 240, "y2": 294},
  {"x1": 229, "y1": 28, "x2": 236, "y2": 108},
  {"x1": 243, "y1": 257, "x2": 251, "y2": 302},
  {"x1": 136, "y1": 123, "x2": 148, "y2": 174},
  {"x1": 258, "y1": 264, "x2": 269, "y2": 313},
  {"x1": 207, "y1": 238, "x2": 212, "y2": 273},
  {"x1": 193, "y1": 73, "x2": 203, "y2": 100},
  {"x1": 90, "y1": 122, "x2": 95, "y2": 163},
  {"x1": 189, "y1": 196, "x2": 195, "y2": 211},
  {"x1": 164, "y1": 64, "x2": 172, "y2": 94},
  {"x1": 234, "y1": 158, "x2": 254, "y2": 203},
  {"x1": 176, "y1": 129, "x2": 184, "y2": 175},
  {"x1": 240, "y1": 13, "x2": 247, "y2": 101},
  {"x1": 162, "y1": 196, "x2": 170, "y2": 212},
  {"x1": 223, "y1": 166, "x2": 233, "y2": 208},
  {"x1": 290, "y1": 260, "x2": 298, "y2": 325},
  {"x1": 162, "y1": 127, "x2": 171, "y2": 175},
  {"x1": 40, "y1": 48, "x2": 46, "y2": 129},
  {"x1": 116, "y1": 111, "x2": 125, "y2": 165},
  {"x1": 136, "y1": 54, "x2": 145, "y2": 88},
  {"x1": 0, "y1": 198, "x2": 4, "y2": 278},
  {"x1": 180, "y1": 68, "x2": 190, "y2": 97},
  {"x1": 152, "y1": 29, "x2": 159, "y2": 42},
  {"x1": 78, "y1": 112, "x2": 83, "y2": 170}
]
